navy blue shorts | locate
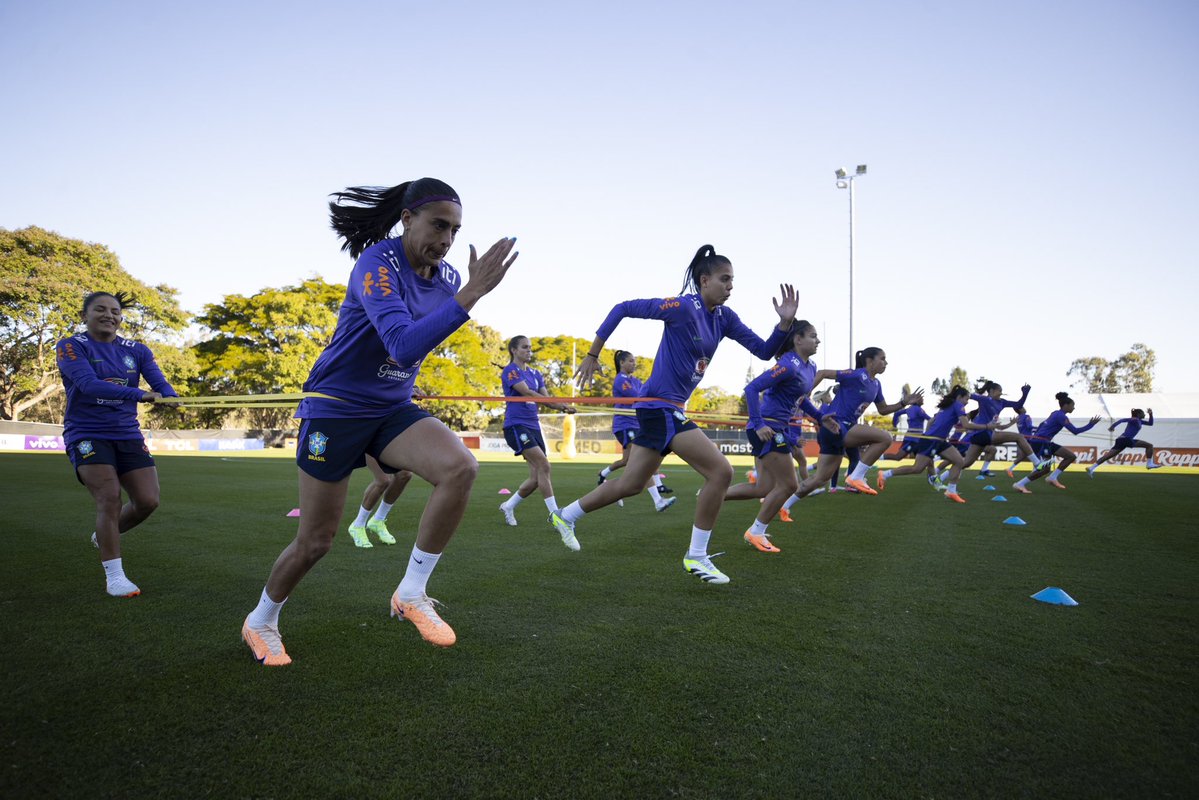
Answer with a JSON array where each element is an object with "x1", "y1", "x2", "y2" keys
[
  {"x1": 1114, "y1": 436, "x2": 1137, "y2": 450},
  {"x1": 748, "y1": 426, "x2": 796, "y2": 459},
  {"x1": 916, "y1": 439, "x2": 952, "y2": 459},
  {"x1": 1036, "y1": 441, "x2": 1062, "y2": 459},
  {"x1": 67, "y1": 437, "x2": 155, "y2": 483},
  {"x1": 613, "y1": 429, "x2": 639, "y2": 448},
  {"x1": 297, "y1": 403, "x2": 432, "y2": 481},
  {"x1": 969, "y1": 430, "x2": 993, "y2": 448},
  {"x1": 818, "y1": 423, "x2": 847, "y2": 456},
  {"x1": 504, "y1": 424, "x2": 546, "y2": 456},
  {"x1": 632, "y1": 407, "x2": 698, "y2": 455},
  {"x1": 899, "y1": 437, "x2": 921, "y2": 455}
]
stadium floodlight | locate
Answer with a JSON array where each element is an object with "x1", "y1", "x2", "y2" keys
[{"x1": 835, "y1": 163, "x2": 868, "y2": 364}]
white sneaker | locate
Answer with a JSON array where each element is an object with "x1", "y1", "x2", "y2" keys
[
  {"x1": 808, "y1": 487, "x2": 826, "y2": 496},
  {"x1": 106, "y1": 576, "x2": 141, "y2": 597},
  {"x1": 549, "y1": 511, "x2": 580, "y2": 551},
  {"x1": 655, "y1": 497, "x2": 678, "y2": 512},
  {"x1": 1147, "y1": 462, "x2": 1164, "y2": 470},
  {"x1": 499, "y1": 503, "x2": 517, "y2": 527},
  {"x1": 1086, "y1": 465, "x2": 1096, "y2": 478},
  {"x1": 682, "y1": 554, "x2": 730, "y2": 584}
]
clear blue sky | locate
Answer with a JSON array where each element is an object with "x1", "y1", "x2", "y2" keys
[{"x1": 3, "y1": 1, "x2": 1197, "y2": 411}]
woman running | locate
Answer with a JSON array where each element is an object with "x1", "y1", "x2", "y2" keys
[
  {"x1": 1003, "y1": 406, "x2": 1036, "y2": 477},
  {"x1": 1088, "y1": 408, "x2": 1163, "y2": 474},
  {"x1": 347, "y1": 455, "x2": 412, "y2": 547},
  {"x1": 595, "y1": 350, "x2": 676, "y2": 511},
  {"x1": 497, "y1": 335, "x2": 579, "y2": 539},
  {"x1": 1012, "y1": 392, "x2": 1101, "y2": 492},
  {"x1": 241, "y1": 177, "x2": 517, "y2": 664},
  {"x1": 960, "y1": 380, "x2": 1043, "y2": 474},
  {"x1": 56, "y1": 290, "x2": 178, "y2": 598},
  {"x1": 876, "y1": 386, "x2": 1002, "y2": 502},
  {"x1": 560, "y1": 244, "x2": 798, "y2": 584},
  {"x1": 724, "y1": 320, "x2": 836, "y2": 552}
]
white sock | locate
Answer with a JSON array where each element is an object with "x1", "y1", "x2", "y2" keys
[
  {"x1": 1049, "y1": 469, "x2": 1062, "y2": 481},
  {"x1": 543, "y1": 495, "x2": 558, "y2": 513},
  {"x1": 749, "y1": 518, "x2": 768, "y2": 535},
  {"x1": 783, "y1": 493, "x2": 801, "y2": 510},
  {"x1": 102, "y1": 557, "x2": 126, "y2": 583},
  {"x1": 687, "y1": 526, "x2": 712, "y2": 559},
  {"x1": 246, "y1": 587, "x2": 286, "y2": 628},
  {"x1": 1015, "y1": 477, "x2": 1030, "y2": 488},
  {"x1": 982, "y1": 460, "x2": 992, "y2": 471},
  {"x1": 502, "y1": 493, "x2": 526, "y2": 511},
  {"x1": 882, "y1": 469, "x2": 894, "y2": 480},
  {"x1": 373, "y1": 500, "x2": 395, "y2": 522},
  {"x1": 600, "y1": 466, "x2": 612, "y2": 478},
  {"x1": 648, "y1": 485, "x2": 662, "y2": 503},
  {"x1": 653, "y1": 473, "x2": 664, "y2": 488},
  {"x1": 947, "y1": 483, "x2": 958, "y2": 494},
  {"x1": 396, "y1": 546, "x2": 441, "y2": 598},
  {"x1": 353, "y1": 506, "x2": 371, "y2": 527},
  {"x1": 849, "y1": 461, "x2": 870, "y2": 482},
  {"x1": 561, "y1": 500, "x2": 586, "y2": 524}
]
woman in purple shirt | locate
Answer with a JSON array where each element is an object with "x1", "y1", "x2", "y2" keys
[
  {"x1": 1013, "y1": 392, "x2": 1100, "y2": 491},
  {"x1": 595, "y1": 350, "x2": 676, "y2": 512},
  {"x1": 241, "y1": 177, "x2": 517, "y2": 665},
  {"x1": 1088, "y1": 408, "x2": 1163, "y2": 474},
  {"x1": 56, "y1": 290, "x2": 177, "y2": 598},
  {"x1": 497, "y1": 335, "x2": 578, "y2": 539},
  {"x1": 562, "y1": 245, "x2": 798, "y2": 585}
]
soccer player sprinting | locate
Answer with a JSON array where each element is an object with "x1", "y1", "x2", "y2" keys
[
  {"x1": 723, "y1": 320, "x2": 836, "y2": 552},
  {"x1": 876, "y1": 386, "x2": 1002, "y2": 503},
  {"x1": 241, "y1": 178, "x2": 517, "y2": 665},
  {"x1": 560, "y1": 245, "x2": 798, "y2": 584},
  {"x1": 497, "y1": 336, "x2": 579, "y2": 545},
  {"x1": 1004, "y1": 406, "x2": 1035, "y2": 478},
  {"x1": 1012, "y1": 392, "x2": 1101, "y2": 492},
  {"x1": 56, "y1": 290, "x2": 178, "y2": 598},
  {"x1": 346, "y1": 455, "x2": 412, "y2": 547},
  {"x1": 884, "y1": 397, "x2": 932, "y2": 475},
  {"x1": 1089, "y1": 408, "x2": 1164, "y2": 474},
  {"x1": 960, "y1": 380, "x2": 1044, "y2": 475},
  {"x1": 595, "y1": 349, "x2": 676, "y2": 512}
]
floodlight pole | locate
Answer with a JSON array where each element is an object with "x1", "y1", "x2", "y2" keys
[{"x1": 836, "y1": 166, "x2": 866, "y2": 365}]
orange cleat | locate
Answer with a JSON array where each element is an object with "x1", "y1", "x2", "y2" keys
[
  {"x1": 744, "y1": 530, "x2": 781, "y2": 553},
  {"x1": 777, "y1": 508, "x2": 794, "y2": 523},
  {"x1": 391, "y1": 592, "x2": 457, "y2": 647},
  {"x1": 1047, "y1": 479, "x2": 1067, "y2": 490},
  {"x1": 844, "y1": 477, "x2": 878, "y2": 496},
  {"x1": 876, "y1": 473, "x2": 888, "y2": 492},
  {"x1": 1005, "y1": 467, "x2": 1015, "y2": 479},
  {"x1": 945, "y1": 492, "x2": 966, "y2": 504},
  {"x1": 242, "y1": 618, "x2": 292, "y2": 666}
]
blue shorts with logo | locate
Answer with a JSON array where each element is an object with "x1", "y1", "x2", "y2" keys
[
  {"x1": 633, "y1": 407, "x2": 698, "y2": 455},
  {"x1": 818, "y1": 420, "x2": 853, "y2": 456},
  {"x1": 748, "y1": 424, "x2": 797, "y2": 458},
  {"x1": 297, "y1": 403, "x2": 432, "y2": 481},
  {"x1": 67, "y1": 437, "x2": 155, "y2": 484},
  {"x1": 899, "y1": 437, "x2": 922, "y2": 455},
  {"x1": 504, "y1": 424, "x2": 546, "y2": 456},
  {"x1": 613, "y1": 429, "x2": 639, "y2": 448},
  {"x1": 1035, "y1": 441, "x2": 1062, "y2": 459},
  {"x1": 916, "y1": 439, "x2": 952, "y2": 459},
  {"x1": 969, "y1": 430, "x2": 993, "y2": 448}
]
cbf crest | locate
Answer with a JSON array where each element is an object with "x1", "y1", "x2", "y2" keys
[
  {"x1": 308, "y1": 431, "x2": 329, "y2": 456},
  {"x1": 123, "y1": 355, "x2": 137, "y2": 371},
  {"x1": 77, "y1": 440, "x2": 94, "y2": 456}
]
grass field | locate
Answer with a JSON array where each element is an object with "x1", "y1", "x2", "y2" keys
[{"x1": 2, "y1": 452, "x2": 1197, "y2": 798}]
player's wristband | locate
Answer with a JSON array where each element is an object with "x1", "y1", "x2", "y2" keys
[{"x1": 586, "y1": 352, "x2": 600, "y2": 359}]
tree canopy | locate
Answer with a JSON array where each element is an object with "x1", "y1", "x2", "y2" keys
[
  {"x1": 1068, "y1": 343, "x2": 1155, "y2": 393},
  {"x1": 0, "y1": 226, "x2": 189, "y2": 420}
]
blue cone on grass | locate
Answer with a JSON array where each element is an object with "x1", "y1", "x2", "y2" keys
[
  {"x1": 992, "y1": 495, "x2": 1007, "y2": 502},
  {"x1": 1003, "y1": 516, "x2": 1026, "y2": 525},
  {"x1": 1031, "y1": 587, "x2": 1078, "y2": 606},
  {"x1": 983, "y1": 485, "x2": 996, "y2": 491}
]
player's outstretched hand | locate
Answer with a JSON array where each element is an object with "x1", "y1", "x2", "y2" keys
[
  {"x1": 574, "y1": 354, "x2": 601, "y2": 388},
  {"x1": 772, "y1": 283, "x2": 798, "y2": 326},
  {"x1": 457, "y1": 238, "x2": 519, "y2": 311}
]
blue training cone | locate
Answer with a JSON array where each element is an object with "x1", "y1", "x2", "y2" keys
[
  {"x1": 975, "y1": 475, "x2": 986, "y2": 480},
  {"x1": 1031, "y1": 587, "x2": 1078, "y2": 606},
  {"x1": 992, "y1": 495, "x2": 1007, "y2": 502},
  {"x1": 983, "y1": 485, "x2": 996, "y2": 491},
  {"x1": 1003, "y1": 516, "x2": 1026, "y2": 525}
]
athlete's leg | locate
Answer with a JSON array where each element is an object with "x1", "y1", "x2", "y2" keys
[{"x1": 668, "y1": 428, "x2": 735, "y2": 532}]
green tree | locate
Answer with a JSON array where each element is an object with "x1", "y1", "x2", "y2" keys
[
  {"x1": 419, "y1": 320, "x2": 506, "y2": 430},
  {"x1": 191, "y1": 278, "x2": 344, "y2": 428},
  {"x1": 0, "y1": 226, "x2": 189, "y2": 420},
  {"x1": 1068, "y1": 344, "x2": 1155, "y2": 393}
]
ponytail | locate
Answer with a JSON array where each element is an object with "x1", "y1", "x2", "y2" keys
[
  {"x1": 613, "y1": 350, "x2": 631, "y2": 373},
  {"x1": 329, "y1": 178, "x2": 460, "y2": 259},
  {"x1": 1055, "y1": 391, "x2": 1072, "y2": 407},
  {"x1": 975, "y1": 378, "x2": 999, "y2": 394},
  {"x1": 680, "y1": 244, "x2": 731, "y2": 295},
  {"x1": 937, "y1": 385, "x2": 968, "y2": 410}
]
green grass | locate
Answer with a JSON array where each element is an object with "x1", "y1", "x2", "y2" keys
[{"x1": 2, "y1": 453, "x2": 1196, "y2": 798}]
